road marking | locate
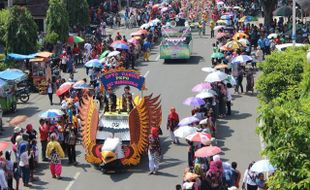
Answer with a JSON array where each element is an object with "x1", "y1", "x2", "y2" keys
[
  {"x1": 65, "y1": 171, "x2": 81, "y2": 190},
  {"x1": 155, "y1": 55, "x2": 160, "y2": 61},
  {"x1": 144, "y1": 70, "x2": 150, "y2": 78}
]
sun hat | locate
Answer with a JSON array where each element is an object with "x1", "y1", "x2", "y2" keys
[{"x1": 14, "y1": 126, "x2": 22, "y2": 133}]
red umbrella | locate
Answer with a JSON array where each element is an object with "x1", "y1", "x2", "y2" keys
[
  {"x1": 128, "y1": 38, "x2": 140, "y2": 45},
  {"x1": 0, "y1": 142, "x2": 9, "y2": 152},
  {"x1": 194, "y1": 146, "x2": 221, "y2": 158},
  {"x1": 110, "y1": 40, "x2": 128, "y2": 46},
  {"x1": 186, "y1": 132, "x2": 212, "y2": 145},
  {"x1": 216, "y1": 32, "x2": 227, "y2": 39},
  {"x1": 138, "y1": 29, "x2": 148, "y2": 35},
  {"x1": 56, "y1": 82, "x2": 74, "y2": 96}
]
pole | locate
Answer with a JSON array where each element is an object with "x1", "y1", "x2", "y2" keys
[{"x1": 292, "y1": 0, "x2": 296, "y2": 46}]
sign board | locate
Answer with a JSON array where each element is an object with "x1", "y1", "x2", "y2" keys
[{"x1": 100, "y1": 70, "x2": 145, "y2": 90}]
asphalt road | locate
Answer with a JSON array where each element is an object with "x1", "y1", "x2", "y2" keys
[{"x1": 1, "y1": 28, "x2": 261, "y2": 190}]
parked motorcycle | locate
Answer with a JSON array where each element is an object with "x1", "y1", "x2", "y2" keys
[{"x1": 15, "y1": 87, "x2": 30, "y2": 103}]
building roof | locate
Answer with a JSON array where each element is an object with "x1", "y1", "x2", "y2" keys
[{"x1": 14, "y1": 0, "x2": 48, "y2": 17}]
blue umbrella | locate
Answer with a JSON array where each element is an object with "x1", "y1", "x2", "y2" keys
[
  {"x1": 143, "y1": 41, "x2": 151, "y2": 49},
  {"x1": 0, "y1": 69, "x2": 27, "y2": 82},
  {"x1": 220, "y1": 15, "x2": 231, "y2": 20},
  {"x1": 85, "y1": 59, "x2": 102, "y2": 68},
  {"x1": 7, "y1": 53, "x2": 37, "y2": 61},
  {"x1": 178, "y1": 116, "x2": 200, "y2": 126},
  {"x1": 183, "y1": 97, "x2": 205, "y2": 106},
  {"x1": 231, "y1": 55, "x2": 252, "y2": 64},
  {"x1": 111, "y1": 43, "x2": 129, "y2": 50},
  {"x1": 39, "y1": 109, "x2": 64, "y2": 119}
]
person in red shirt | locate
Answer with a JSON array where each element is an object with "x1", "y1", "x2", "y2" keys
[{"x1": 39, "y1": 119, "x2": 49, "y2": 161}]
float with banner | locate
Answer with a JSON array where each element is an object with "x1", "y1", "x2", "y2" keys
[
  {"x1": 160, "y1": 25, "x2": 193, "y2": 60},
  {"x1": 79, "y1": 68, "x2": 162, "y2": 172}
]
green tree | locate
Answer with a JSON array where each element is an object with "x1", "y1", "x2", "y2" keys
[
  {"x1": 64, "y1": 0, "x2": 90, "y2": 28},
  {"x1": 6, "y1": 6, "x2": 38, "y2": 54},
  {"x1": 45, "y1": 0, "x2": 69, "y2": 42},
  {"x1": 257, "y1": 46, "x2": 310, "y2": 190},
  {"x1": 0, "y1": 9, "x2": 9, "y2": 46}
]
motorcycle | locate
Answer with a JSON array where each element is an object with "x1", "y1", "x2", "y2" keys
[{"x1": 15, "y1": 87, "x2": 30, "y2": 103}]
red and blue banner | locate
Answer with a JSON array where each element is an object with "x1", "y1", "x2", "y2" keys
[{"x1": 100, "y1": 70, "x2": 145, "y2": 90}]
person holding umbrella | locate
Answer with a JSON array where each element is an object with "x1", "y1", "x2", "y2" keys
[{"x1": 167, "y1": 107, "x2": 180, "y2": 144}]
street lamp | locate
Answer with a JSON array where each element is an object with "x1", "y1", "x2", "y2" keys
[{"x1": 307, "y1": 50, "x2": 310, "y2": 63}]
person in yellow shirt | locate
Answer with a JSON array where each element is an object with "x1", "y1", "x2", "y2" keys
[
  {"x1": 46, "y1": 133, "x2": 65, "y2": 179},
  {"x1": 210, "y1": 20, "x2": 215, "y2": 38}
]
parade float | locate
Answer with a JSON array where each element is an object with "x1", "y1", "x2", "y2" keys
[
  {"x1": 79, "y1": 69, "x2": 162, "y2": 171},
  {"x1": 160, "y1": 24, "x2": 193, "y2": 61}
]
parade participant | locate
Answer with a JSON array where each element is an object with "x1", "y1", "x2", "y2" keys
[
  {"x1": 148, "y1": 127, "x2": 161, "y2": 175},
  {"x1": 19, "y1": 143, "x2": 31, "y2": 187},
  {"x1": 47, "y1": 79, "x2": 54, "y2": 105},
  {"x1": 65, "y1": 123, "x2": 77, "y2": 165},
  {"x1": 39, "y1": 119, "x2": 49, "y2": 161},
  {"x1": 25, "y1": 124, "x2": 37, "y2": 141},
  {"x1": 5, "y1": 151, "x2": 13, "y2": 190},
  {"x1": 122, "y1": 86, "x2": 134, "y2": 112},
  {"x1": 46, "y1": 133, "x2": 65, "y2": 179},
  {"x1": 242, "y1": 162, "x2": 257, "y2": 190},
  {"x1": 167, "y1": 107, "x2": 180, "y2": 144},
  {"x1": 0, "y1": 161, "x2": 8, "y2": 190},
  {"x1": 231, "y1": 161, "x2": 241, "y2": 188},
  {"x1": 246, "y1": 68, "x2": 255, "y2": 94},
  {"x1": 103, "y1": 87, "x2": 117, "y2": 112}
]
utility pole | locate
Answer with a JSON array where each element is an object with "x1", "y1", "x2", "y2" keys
[
  {"x1": 292, "y1": 0, "x2": 296, "y2": 46},
  {"x1": 8, "y1": 0, "x2": 13, "y2": 7}
]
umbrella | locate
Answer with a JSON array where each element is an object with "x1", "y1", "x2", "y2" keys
[
  {"x1": 215, "y1": 64, "x2": 228, "y2": 69},
  {"x1": 216, "y1": 20, "x2": 229, "y2": 25},
  {"x1": 211, "y1": 52, "x2": 224, "y2": 59},
  {"x1": 231, "y1": 55, "x2": 252, "y2": 64},
  {"x1": 199, "y1": 118, "x2": 208, "y2": 125},
  {"x1": 184, "y1": 172, "x2": 200, "y2": 181},
  {"x1": 85, "y1": 59, "x2": 102, "y2": 68},
  {"x1": 178, "y1": 116, "x2": 200, "y2": 126},
  {"x1": 214, "y1": 25, "x2": 225, "y2": 31},
  {"x1": 251, "y1": 159, "x2": 275, "y2": 173},
  {"x1": 40, "y1": 109, "x2": 64, "y2": 119},
  {"x1": 131, "y1": 31, "x2": 144, "y2": 36},
  {"x1": 233, "y1": 6, "x2": 242, "y2": 10},
  {"x1": 192, "y1": 82, "x2": 212, "y2": 92},
  {"x1": 217, "y1": 1, "x2": 224, "y2": 5},
  {"x1": 273, "y1": 6, "x2": 292, "y2": 16},
  {"x1": 186, "y1": 132, "x2": 212, "y2": 145},
  {"x1": 111, "y1": 43, "x2": 129, "y2": 50},
  {"x1": 110, "y1": 40, "x2": 127, "y2": 46},
  {"x1": 0, "y1": 142, "x2": 9, "y2": 152},
  {"x1": 238, "y1": 38, "x2": 250, "y2": 46},
  {"x1": 128, "y1": 38, "x2": 140, "y2": 45},
  {"x1": 183, "y1": 97, "x2": 205, "y2": 106},
  {"x1": 205, "y1": 71, "x2": 227, "y2": 83},
  {"x1": 223, "y1": 40, "x2": 244, "y2": 50},
  {"x1": 9, "y1": 115, "x2": 28, "y2": 126},
  {"x1": 268, "y1": 33, "x2": 278, "y2": 39},
  {"x1": 67, "y1": 36, "x2": 84, "y2": 44},
  {"x1": 196, "y1": 89, "x2": 217, "y2": 99},
  {"x1": 201, "y1": 67, "x2": 216, "y2": 73},
  {"x1": 232, "y1": 32, "x2": 248, "y2": 40},
  {"x1": 220, "y1": 15, "x2": 231, "y2": 20},
  {"x1": 140, "y1": 23, "x2": 150, "y2": 29},
  {"x1": 194, "y1": 146, "x2": 221, "y2": 157},
  {"x1": 0, "y1": 69, "x2": 27, "y2": 82},
  {"x1": 99, "y1": 50, "x2": 110, "y2": 59},
  {"x1": 73, "y1": 83, "x2": 92, "y2": 89},
  {"x1": 239, "y1": 16, "x2": 258, "y2": 22},
  {"x1": 56, "y1": 82, "x2": 74, "y2": 96},
  {"x1": 216, "y1": 32, "x2": 228, "y2": 39},
  {"x1": 225, "y1": 75, "x2": 237, "y2": 86},
  {"x1": 107, "y1": 51, "x2": 120, "y2": 58},
  {"x1": 174, "y1": 126, "x2": 197, "y2": 138}
]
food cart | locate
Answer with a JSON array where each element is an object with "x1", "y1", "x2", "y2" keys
[
  {"x1": 30, "y1": 52, "x2": 53, "y2": 94},
  {"x1": 0, "y1": 79, "x2": 16, "y2": 113}
]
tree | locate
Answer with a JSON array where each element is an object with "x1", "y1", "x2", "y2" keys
[
  {"x1": 45, "y1": 0, "x2": 69, "y2": 42},
  {"x1": 257, "y1": 46, "x2": 310, "y2": 190},
  {"x1": 0, "y1": 9, "x2": 9, "y2": 46},
  {"x1": 6, "y1": 6, "x2": 38, "y2": 54},
  {"x1": 261, "y1": 0, "x2": 278, "y2": 27},
  {"x1": 64, "y1": 0, "x2": 90, "y2": 29}
]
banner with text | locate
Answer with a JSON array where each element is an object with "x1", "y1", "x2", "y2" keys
[{"x1": 100, "y1": 71, "x2": 145, "y2": 90}]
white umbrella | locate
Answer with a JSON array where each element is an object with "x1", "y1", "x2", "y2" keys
[
  {"x1": 251, "y1": 159, "x2": 275, "y2": 173},
  {"x1": 231, "y1": 55, "x2": 252, "y2": 64},
  {"x1": 140, "y1": 23, "x2": 150, "y2": 29},
  {"x1": 107, "y1": 51, "x2": 120, "y2": 57},
  {"x1": 174, "y1": 126, "x2": 197, "y2": 138},
  {"x1": 201, "y1": 67, "x2": 216, "y2": 73},
  {"x1": 267, "y1": 33, "x2": 278, "y2": 39},
  {"x1": 199, "y1": 118, "x2": 208, "y2": 125},
  {"x1": 205, "y1": 71, "x2": 227, "y2": 83},
  {"x1": 214, "y1": 25, "x2": 225, "y2": 31},
  {"x1": 196, "y1": 89, "x2": 217, "y2": 99}
]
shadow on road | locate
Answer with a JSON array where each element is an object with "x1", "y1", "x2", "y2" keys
[
  {"x1": 163, "y1": 56, "x2": 203, "y2": 65},
  {"x1": 226, "y1": 110, "x2": 252, "y2": 120},
  {"x1": 4, "y1": 106, "x2": 41, "y2": 118}
]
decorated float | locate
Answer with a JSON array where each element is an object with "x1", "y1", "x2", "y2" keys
[{"x1": 79, "y1": 69, "x2": 162, "y2": 171}]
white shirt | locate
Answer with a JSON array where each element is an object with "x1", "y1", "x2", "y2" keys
[
  {"x1": 47, "y1": 84, "x2": 53, "y2": 94},
  {"x1": 0, "y1": 169, "x2": 8, "y2": 189},
  {"x1": 19, "y1": 151, "x2": 29, "y2": 167},
  {"x1": 243, "y1": 169, "x2": 257, "y2": 186}
]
